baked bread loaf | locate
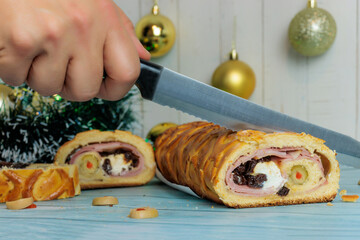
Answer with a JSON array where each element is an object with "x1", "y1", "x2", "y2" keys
[
  {"x1": 0, "y1": 163, "x2": 80, "y2": 202},
  {"x1": 155, "y1": 121, "x2": 340, "y2": 208},
  {"x1": 54, "y1": 130, "x2": 156, "y2": 189}
]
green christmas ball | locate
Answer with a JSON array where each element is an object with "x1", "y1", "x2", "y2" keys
[{"x1": 289, "y1": 6, "x2": 336, "y2": 57}]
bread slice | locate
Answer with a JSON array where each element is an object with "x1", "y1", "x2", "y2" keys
[
  {"x1": 155, "y1": 121, "x2": 340, "y2": 208},
  {"x1": 0, "y1": 164, "x2": 80, "y2": 202},
  {"x1": 54, "y1": 130, "x2": 156, "y2": 189}
]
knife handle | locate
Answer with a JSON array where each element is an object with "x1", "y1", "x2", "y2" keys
[
  {"x1": 102, "y1": 60, "x2": 163, "y2": 100},
  {"x1": 135, "y1": 59, "x2": 164, "y2": 100}
]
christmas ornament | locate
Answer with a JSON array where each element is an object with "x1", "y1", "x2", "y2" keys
[
  {"x1": 288, "y1": 0, "x2": 337, "y2": 57},
  {"x1": 0, "y1": 83, "x2": 139, "y2": 164},
  {"x1": 211, "y1": 48, "x2": 256, "y2": 99},
  {"x1": 135, "y1": 0, "x2": 176, "y2": 58},
  {"x1": 0, "y1": 84, "x2": 12, "y2": 113},
  {"x1": 146, "y1": 122, "x2": 177, "y2": 144}
]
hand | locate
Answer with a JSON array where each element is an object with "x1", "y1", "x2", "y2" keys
[{"x1": 0, "y1": 0, "x2": 150, "y2": 101}]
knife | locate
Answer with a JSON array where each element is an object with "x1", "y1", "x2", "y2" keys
[{"x1": 135, "y1": 60, "x2": 360, "y2": 167}]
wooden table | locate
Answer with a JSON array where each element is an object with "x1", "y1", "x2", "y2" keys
[{"x1": 1, "y1": 164, "x2": 359, "y2": 240}]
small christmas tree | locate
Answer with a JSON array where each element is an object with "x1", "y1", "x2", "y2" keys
[{"x1": 0, "y1": 84, "x2": 140, "y2": 163}]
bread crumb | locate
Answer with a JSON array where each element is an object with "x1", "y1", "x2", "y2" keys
[
  {"x1": 339, "y1": 189, "x2": 347, "y2": 195},
  {"x1": 341, "y1": 195, "x2": 359, "y2": 202},
  {"x1": 327, "y1": 202, "x2": 333, "y2": 206}
]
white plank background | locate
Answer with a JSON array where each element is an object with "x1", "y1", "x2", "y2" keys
[{"x1": 115, "y1": 0, "x2": 359, "y2": 139}]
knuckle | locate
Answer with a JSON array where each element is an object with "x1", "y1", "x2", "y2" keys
[
  {"x1": 68, "y1": 8, "x2": 92, "y2": 33},
  {"x1": 44, "y1": 19, "x2": 65, "y2": 42},
  {"x1": 9, "y1": 29, "x2": 36, "y2": 55}
]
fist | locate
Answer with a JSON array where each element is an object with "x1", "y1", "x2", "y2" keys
[{"x1": 0, "y1": 0, "x2": 150, "y2": 101}]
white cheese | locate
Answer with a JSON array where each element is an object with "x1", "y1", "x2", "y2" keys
[
  {"x1": 253, "y1": 161, "x2": 286, "y2": 189},
  {"x1": 101, "y1": 154, "x2": 133, "y2": 176}
]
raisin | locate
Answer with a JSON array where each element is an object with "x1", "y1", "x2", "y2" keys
[
  {"x1": 102, "y1": 159, "x2": 112, "y2": 175},
  {"x1": 233, "y1": 174, "x2": 247, "y2": 185},
  {"x1": 231, "y1": 158, "x2": 271, "y2": 189},
  {"x1": 277, "y1": 186, "x2": 290, "y2": 196},
  {"x1": 124, "y1": 152, "x2": 133, "y2": 161},
  {"x1": 254, "y1": 173, "x2": 267, "y2": 188},
  {"x1": 234, "y1": 164, "x2": 246, "y2": 174},
  {"x1": 130, "y1": 158, "x2": 139, "y2": 168},
  {"x1": 245, "y1": 160, "x2": 257, "y2": 173},
  {"x1": 246, "y1": 175, "x2": 265, "y2": 188},
  {"x1": 245, "y1": 175, "x2": 256, "y2": 187},
  {"x1": 255, "y1": 173, "x2": 267, "y2": 183}
]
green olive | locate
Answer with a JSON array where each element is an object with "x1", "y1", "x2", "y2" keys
[
  {"x1": 290, "y1": 165, "x2": 308, "y2": 185},
  {"x1": 78, "y1": 152, "x2": 100, "y2": 175}
]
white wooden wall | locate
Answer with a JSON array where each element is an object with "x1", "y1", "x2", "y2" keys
[{"x1": 115, "y1": 0, "x2": 359, "y2": 139}]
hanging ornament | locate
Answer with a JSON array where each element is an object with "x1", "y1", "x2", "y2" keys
[
  {"x1": 288, "y1": 0, "x2": 337, "y2": 57},
  {"x1": 211, "y1": 17, "x2": 256, "y2": 99},
  {"x1": 135, "y1": 0, "x2": 176, "y2": 58}
]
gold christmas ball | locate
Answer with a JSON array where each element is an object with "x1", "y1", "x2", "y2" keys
[
  {"x1": 146, "y1": 122, "x2": 177, "y2": 143},
  {"x1": 0, "y1": 84, "x2": 12, "y2": 98},
  {"x1": 288, "y1": 1, "x2": 336, "y2": 57},
  {"x1": 211, "y1": 50, "x2": 256, "y2": 99},
  {"x1": 135, "y1": 3, "x2": 176, "y2": 58},
  {"x1": 0, "y1": 84, "x2": 13, "y2": 112}
]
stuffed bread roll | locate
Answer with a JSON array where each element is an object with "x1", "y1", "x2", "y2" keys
[
  {"x1": 0, "y1": 163, "x2": 80, "y2": 202},
  {"x1": 155, "y1": 121, "x2": 340, "y2": 208},
  {"x1": 54, "y1": 130, "x2": 156, "y2": 189}
]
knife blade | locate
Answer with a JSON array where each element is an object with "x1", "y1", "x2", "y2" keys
[{"x1": 135, "y1": 60, "x2": 360, "y2": 166}]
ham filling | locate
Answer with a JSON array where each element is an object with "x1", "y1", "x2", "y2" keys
[
  {"x1": 225, "y1": 147, "x2": 325, "y2": 197},
  {"x1": 68, "y1": 142, "x2": 144, "y2": 177}
]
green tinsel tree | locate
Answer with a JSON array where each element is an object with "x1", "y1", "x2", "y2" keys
[{"x1": 0, "y1": 84, "x2": 140, "y2": 164}]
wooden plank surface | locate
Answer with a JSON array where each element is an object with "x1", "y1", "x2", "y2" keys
[{"x1": 0, "y1": 164, "x2": 359, "y2": 240}]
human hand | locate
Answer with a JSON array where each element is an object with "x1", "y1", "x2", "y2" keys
[{"x1": 0, "y1": 0, "x2": 150, "y2": 101}]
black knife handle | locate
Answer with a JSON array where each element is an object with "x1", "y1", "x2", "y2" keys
[
  {"x1": 136, "y1": 59, "x2": 163, "y2": 100},
  {"x1": 102, "y1": 60, "x2": 163, "y2": 100}
]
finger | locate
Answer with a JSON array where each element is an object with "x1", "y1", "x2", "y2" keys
[
  {"x1": 116, "y1": 6, "x2": 151, "y2": 61},
  {"x1": 26, "y1": 51, "x2": 68, "y2": 96},
  {"x1": 97, "y1": 17, "x2": 140, "y2": 101},
  {"x1": 60, "y1": 52, "x2": 103, "y2": 102},
  {"x1": 0, "y1": 55, "x2": 32, "y2": 86}
]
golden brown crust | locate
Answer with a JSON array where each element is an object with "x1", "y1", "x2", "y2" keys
[
  {"x1": 0, "y1": 164, "x2": 80, "y2": 202},
  {"x1": 54, "y1": 130, "x2": 156, "y2": 189},
  {"x1": 155, "y1": 121, "x2": 340, "y2": 208},
  {"x1": 225, "y1": 193, "x2": 337, "y2": 208}
]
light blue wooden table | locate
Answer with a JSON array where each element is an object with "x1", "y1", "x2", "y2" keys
[{"x1": 0, "y1": 164, "x2": 359, "y2": 240}]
